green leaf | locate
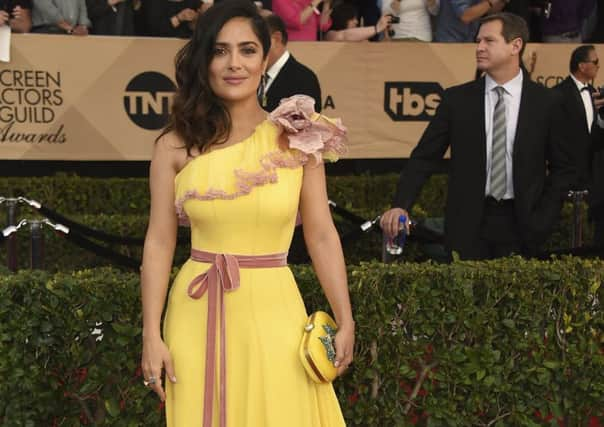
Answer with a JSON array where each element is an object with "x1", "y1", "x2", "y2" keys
[
  {"x1": 502, "y1": 319, "x2": 515, "y2": 328},
  {"x1": 543, "y1": 361, "x2": 560, "y2": 370},
  {"x1": 105, "y1": 398, "x2": 121, "y2": 417}
]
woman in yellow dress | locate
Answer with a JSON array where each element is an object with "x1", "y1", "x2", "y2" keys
[{"x1": 139, "y1": 1, "x2": 354, "y2": 426}]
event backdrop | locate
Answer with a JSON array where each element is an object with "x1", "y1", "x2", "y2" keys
[{"x1": 0, "y1": 35, "x2": 601, "y2": 160}]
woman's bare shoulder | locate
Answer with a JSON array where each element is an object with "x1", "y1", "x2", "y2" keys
[{"x1": 153, "y1": 131, "x2": 190, "y2": 173}]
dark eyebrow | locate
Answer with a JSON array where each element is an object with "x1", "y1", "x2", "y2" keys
[{"x1": 214, "y1": 41, "x2": 260, "y2": 47}]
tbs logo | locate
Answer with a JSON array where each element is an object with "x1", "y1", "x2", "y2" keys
[
  {"x1": 384, "y1": 82, "x2": 443, "y2": 122},
  {"x1": 124, "y1": 72, "x2": 176, "y2": 130}
]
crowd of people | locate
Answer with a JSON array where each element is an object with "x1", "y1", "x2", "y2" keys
[{"x1": 1, "y1": 0, "x2": 603, "y2": 43}]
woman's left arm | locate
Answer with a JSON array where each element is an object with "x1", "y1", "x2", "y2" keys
[
  {"x1": 300, "y1": 162, "x2": 354, "y2": 374},
  {"x1": 319, "y1": 0, "x2": 332, "y2": 32}
]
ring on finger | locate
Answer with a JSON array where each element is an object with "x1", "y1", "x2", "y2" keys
[{"x1": 143, "y1": 376, "x2": 157, "y2": 387}]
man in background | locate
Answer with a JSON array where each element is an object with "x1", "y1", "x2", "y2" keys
[
  {"x1": 262, "y1": 13, "x2": 322, "y2": 112},
  {"x1": 554, "y1": 45, "x2": 604, "y2": 244},
  {"x1": 381, "y1": 13, "x2": 573, "y2": 260}
]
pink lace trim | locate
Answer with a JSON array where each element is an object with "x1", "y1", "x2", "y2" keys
[
  {"x1": 175, "y1": 95, "x2": 348, "y2": 225},
  {"x1": 175, "y1": 148, "x2": 304, "y2": 225}
]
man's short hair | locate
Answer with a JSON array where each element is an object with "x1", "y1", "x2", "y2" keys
[
  {"x1": 480, "y1": 12, "x2": 530, "y2": 58},
  {"x1": 570, "y1": 45, "x2": 596, "y2": 73},
  {"x1": 265, "y1": 14, "x2": 288, "y2": 45}
]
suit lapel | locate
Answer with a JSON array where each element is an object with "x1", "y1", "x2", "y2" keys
[
  {"x1": 588, "y1": 84, "x2": 597, "y2": 133},
  {"x1": 513, "y1": 74, "x2": 532, "y2": 174},
  {"x1": 568, "y1": 78, "x2": 590, "y2": 132},
  {"x1": 266, "y1": 56, "x2": 293, "y2": 97},
  {"x1": 476, "y1": 77, "x2": 487, "y2": 187}
]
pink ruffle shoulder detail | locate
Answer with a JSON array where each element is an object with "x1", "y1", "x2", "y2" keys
[
  {"x1": 268, "y1": 94, "x2": 347, "y2": 164},
  {"x1": 175, "y1": 95, "x2": 347, "y2": 225}
]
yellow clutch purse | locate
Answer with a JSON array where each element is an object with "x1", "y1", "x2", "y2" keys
[{"x1": 299, "y1": 311, "x2": 338, "y2": 383}]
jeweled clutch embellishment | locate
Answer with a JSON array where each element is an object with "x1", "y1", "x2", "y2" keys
[{"x1": 319, "y1": 325, "x2": 337, "y2": 363}]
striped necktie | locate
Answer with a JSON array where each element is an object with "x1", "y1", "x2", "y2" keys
[{"x1": 490, "y1": 86, "x2": 507, "y2": 200}]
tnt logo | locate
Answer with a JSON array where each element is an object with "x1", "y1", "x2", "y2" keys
[
  {"x1": 384, "y1": 82, "x2": 443, "y2": 121},
  {"x1": 124, "y1": 72, "x2": 176, "y2": 130}
]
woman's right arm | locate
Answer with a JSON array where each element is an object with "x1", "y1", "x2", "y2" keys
[
  {"x1": 140, "y1": 133, "x2": 181, "y2": 401},
  {"x1": 324, "y1": 14, "x2": 391, "y2": 42}
]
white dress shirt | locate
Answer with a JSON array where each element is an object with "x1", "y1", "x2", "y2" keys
[
  {"x1": 484, "y1": 70, "x2": 523, "y2": 199},
  {"x1": 569, "y1": 73, "x2": 600, "y2": 133},
  {"x1": 265, "y1": 50, "x2": 290, "y2": 92}
]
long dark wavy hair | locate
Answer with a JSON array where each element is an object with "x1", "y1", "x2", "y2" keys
[{"x1": 160, "y1": 0, "x2": 271, "y2": 155}]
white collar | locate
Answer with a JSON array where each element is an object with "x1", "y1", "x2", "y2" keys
[
  {"x1": 266, "y1": 50, "x2": 290, "y2": 82},
  {"x1": 485, "y1": 69, "x2": 523, "y2": 98},
  {"x1": 570, "y1": 73, "x2": 590, "y2": 92}
]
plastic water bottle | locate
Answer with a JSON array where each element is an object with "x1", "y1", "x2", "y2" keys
[{"x1": 385, "y1": 215, "x2": 407, "y2": 255}]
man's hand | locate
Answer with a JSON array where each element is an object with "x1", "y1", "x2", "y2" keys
[
  {"x1": 380, "y1": 207, "x2": 411, "y2": 238},
  {"x1": 593, "y1": 90, "x2": 604, "y2": 110},
  {"x1": 73, "y1": 25, "x2": 89, "y2": 35}
]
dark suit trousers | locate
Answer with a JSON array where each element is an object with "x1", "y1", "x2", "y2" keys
[{"x1": 475, "y1": 198, "x2": 523, "y2": 259}]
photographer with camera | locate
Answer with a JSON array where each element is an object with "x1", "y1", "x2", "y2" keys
[
  {"x1": 553, "y1": 45, "x2": 604, "y2": 244},
  {"x1": 324, "y1": 2, "x2": 393, "y2": 41},
  {"x1": 381, "y1": 0, "x2": 439, "y2": 42},
  {"x1": 0, "y1": 0, "x2": 32, "y2": 33}
]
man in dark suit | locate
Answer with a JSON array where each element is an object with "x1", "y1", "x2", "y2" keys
[
  {"x1": 381, "y1": 12, "x2": 574, "y2": 260},
  {"x1": 553, "y1": 45, "x2": 604, "y2": 244},
  {"x1": 262, "y1": 14, "x2": 322, "y2": 112}
]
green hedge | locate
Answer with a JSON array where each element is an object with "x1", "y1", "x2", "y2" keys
[
  {"x1": 0, "y1": 174, "x2": 594, "y2": 271},
  {"x1": 0, "y1": 173, "x2": 444, "y2": 217},
  {"x1": 1, "y1": 259, "x2": 602, "y2": 426}
]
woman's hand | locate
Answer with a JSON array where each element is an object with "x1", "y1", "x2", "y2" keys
[
  {"x1": 0, "y1": 10, "x2": 9, "y2": 26},
  {"x1": 177, "y1": 7, "x2": 198, "y2": 22},
  {"x1": 376, "y1": 14, "x2": 393, "y2": 33},
  {"x1": 141, "y1": 334, "x2": 177, "y2": 401},
  {"x1": 334, "y1": 320, "x2": 355, "y2": 376}
]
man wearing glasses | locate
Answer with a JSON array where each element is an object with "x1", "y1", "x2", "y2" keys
[{"x1": 554, "y1": 45, "x2": 604, "y2": 244}]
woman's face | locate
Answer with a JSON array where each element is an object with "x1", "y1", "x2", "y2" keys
[
  {"x1": 346, "y1": 17, "x2": 358, "y2": 29},
  {"x1": 208, "y1": 17, "x2": 267, "y2": 104}
]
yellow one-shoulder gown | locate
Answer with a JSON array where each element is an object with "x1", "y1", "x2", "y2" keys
[{"x1": 163, "y1": 119, "x2": 346, "y2": 427}]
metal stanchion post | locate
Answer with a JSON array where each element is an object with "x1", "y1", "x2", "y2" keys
[
  {"x1": 30, "y1": 220, "x2": 44, "y2": 270},
  {"x1": 568, "y1": 190, "x2": 589, "y2": 249},
  {"x1": 6, "y1": 199, "x2": 19, "y2": 272},
  {"x1": 382, "y1": 236, "x2": 392, "y2": 263}
]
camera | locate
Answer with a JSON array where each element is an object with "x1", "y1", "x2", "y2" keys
[{"x1": 387, "y1": 14, "x2": 400, "y2": 24}]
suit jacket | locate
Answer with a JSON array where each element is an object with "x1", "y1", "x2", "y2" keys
[
  {"x1": 264, "y1": 55, "x2": 322, "y2": 113},
  {"x1": 393, "y1": 73, "x2": 574, "y2": 259},
  {"x1": 553, "y1": 77, "x2": 599, "y2": 186},
  {"x1": 553, "y1": 77, "x2": 604, "y2": 212}
]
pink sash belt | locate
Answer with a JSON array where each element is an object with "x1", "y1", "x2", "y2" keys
[{"x1": 187, "y1": 249, "x2": 288, "y2": 427}]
